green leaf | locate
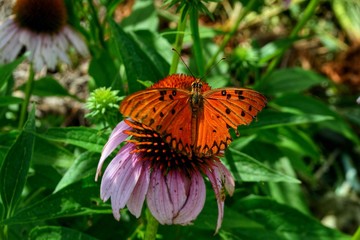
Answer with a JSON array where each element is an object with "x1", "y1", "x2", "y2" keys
[
  {"x1": 0, "y1": 56, "x2": 26, "y2": 90},
  {"x1": 130, "y1": 30, "x2": 171, "y2": 77},
  {"x1": 267, "y1": 157, "x2": 310, "y2": 214},
  {"x1": 259, "y1": 37, "x2": 301, "y2": 64},
  {"x1": 17, "y1": 77, "x2": 78, "y2": 99},
  {"x1": 225, "y1": 148, "x2": 300, "y2": 183},
  {"x1": 89, "y1": 51, "x2": 118, "y2": 88},
  {"x1": 32, "y1": 137, "x2": 74, "y2": 168},
  {"x1": 121, "y1": 0, "x2": 158, "y2": 31},
  {"x1": 238, "y1": 110, "x2": 333, "y2": 132},
  {"x1": 259, "y1": 68, "x2": 328, "y2": 95},
  {"x1": 2, "y1": 176, "x2": 109, "y2": 225},
  {"x1": 0, "y1": 96, "x2": 23, "y2": 106},
  {"x1": 234, "y1": 196, "x2": 351, "y2": 240},
  {"x1": 29, "y1": 226, "x2": 98, "y2": 240},
  {"x1": 272, "y1": 94, "x2": 359, "y2": 144},
  {"x1": 109, "y1": 20, "x2": 167, "y2": 93},
  {"x1": 55, "y1": 151, "x2": 100, "y2": 192},
  {"x1": 36, "y1": 127, "x2": 107, "y2": 153},
  {"x1": 0, "y1": 106, "x2": 35, "y2": 216}
]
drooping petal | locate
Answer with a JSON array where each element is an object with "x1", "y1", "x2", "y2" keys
[
  {"x1": 0, "y1": 19, "x2": 18, "y2": 49},
  {"x1": 127, "y1": 162, "x2": 150, "y2": 218},
  {"x1": 173, "y1": 170, "x2": 206, "y2": 224},
  {"x1": 95, "y1": 120, "x2": 131, "y2": 180},
  {"x1": 110, "y1": 152, "x2": 143, "y2": 220},
  {"x1": 166, "y1": 170, "x2": 189, "y2": 217},
  {"x1": 63, "y1": 26, "x2": 89, "y2": 57},
  {"x1": 214, "y1": 161, "x2": 235, "y2": 196},
  {"x1": 204, "y1": 164, "x2": 225, "y2": 234},
  {"x1": 147, "y1": 169, "x2": 174, "y2": 224},
  {"x1": 99, "y1": 143, "x2": 134, "y2": 201}
]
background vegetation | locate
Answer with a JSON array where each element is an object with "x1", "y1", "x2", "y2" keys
[{"x1": 0, "y1": 0, "x2": 359, "y2": 239}]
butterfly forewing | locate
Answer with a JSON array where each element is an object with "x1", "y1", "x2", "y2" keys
[
  {"x1": 120, "y1": 88, "x2": 194, "y2": 155},
  {"x1": 194, "y1": 88, "x2": 267, "y2": 156}
]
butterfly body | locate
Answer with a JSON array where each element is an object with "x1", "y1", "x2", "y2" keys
[{"x1": 120, "y1": 74, "x2": 267, "y2": 157}]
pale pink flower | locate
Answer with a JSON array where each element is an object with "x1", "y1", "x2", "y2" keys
[
  {"x1": 96, "y1": 120, "x2": 235, "y2": 233},
  {"x1": 0, "y1": 0, "x2": 88, "y2": 71}
]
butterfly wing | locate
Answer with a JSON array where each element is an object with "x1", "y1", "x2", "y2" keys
[
  {"x1": 120, "y1": 88, "x2": 194, "y2": 155},
  {"x1": 194, "y1": 88, "x2": 267, "y2": 156}
]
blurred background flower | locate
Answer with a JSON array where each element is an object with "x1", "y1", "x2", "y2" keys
[{"x1": 0, "y1": 0, "x2": 89, "y2": 71}]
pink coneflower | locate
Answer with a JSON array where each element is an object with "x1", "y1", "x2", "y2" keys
[
  {"x1": 95, "y1": 119, "x2": 234, "y2": 233},
  {"x1": 0, "y1": 0, "x2": 88, "y2": 71}
]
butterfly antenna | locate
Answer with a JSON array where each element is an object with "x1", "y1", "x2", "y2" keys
[
  {"x1": 172, "y1": 48, "x2": 196, "y2": 78},
  {"x1": 199, "y1": 57, "x2": 226, "y2": 81}
]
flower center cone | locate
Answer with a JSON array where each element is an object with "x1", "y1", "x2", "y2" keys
[{"x1": 13, "y1": 0, "x2": 68, "y2": 33}]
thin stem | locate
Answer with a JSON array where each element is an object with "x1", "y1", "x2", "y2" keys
[
  {"x1": 206, "y1": 0, "x2": 257, "y2": 70},
  {"x1": 189, "y1": 7, "x2": 205, "y2": 76},
  {"x1": 264, "y1": 0, "x2": 320, "y2": 77},
  {"x1": 144, "y1": 208, "x2": 159, "y2": 240},
  {"x1": 169, "y1": 7, "x2": 188, "y2": 75},
  {"x1": 0, "y1": 225, "x2": 8, "y2": 240},
  {"x1": 18, "y1": 65, "x2": 35, "y2": 129}
]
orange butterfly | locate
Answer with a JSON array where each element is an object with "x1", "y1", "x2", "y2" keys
[{"x1": 120, "y1": 74, "x2": 267, "y2": 157}]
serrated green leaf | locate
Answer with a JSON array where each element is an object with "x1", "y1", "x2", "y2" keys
[
  {"x1": 226, "y1": 148, "x2": 300, "y2": 183},
  {"x1": 36, "y1": 127, "x2": 107, "y2": 153},
  {"x1": 0, "y1": 106, "x2": 35, "y2": 216},
  {"x1": 29, "y1": 226, "x2": 98, "y2": 240},
  {"x1": 259, "y1": 68, "x2": 328, "y2": 95},
  {"x1": 2, "y1": 176, "x2": 109, "y2": 225}
]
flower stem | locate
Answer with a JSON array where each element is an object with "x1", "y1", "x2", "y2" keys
[
  {"x1": 0, "y1": 225, "x2": 8, "y2": 240},
  {"x1": 169, "y1": 6, "x2": 188, "y2": 75},
  {"x1": 189, "y1": 7, "x2": 204, "y2": 76},
  {"x1": 144, "y1": 208, "x2": 159, "y2": 240},
  {"x1": 18, "y1": 65, "x2": 35, "y2": 129},
  {"x1": 206, "y1": 0, "x2": 257, "y2": 70},
  {"x1": 264, "y1": 0, "x2": 320, "y2": 77}
]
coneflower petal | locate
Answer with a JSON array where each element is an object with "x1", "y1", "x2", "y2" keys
[
  {"x1": 173, "y1": 170, "x2": 206, "y2": 224},
  {"x1": 147, "y1": 169, "x2": 174, "y2": 224},
  {"x1": 96, "y1": 120, "x2": 131, "y2": 180},
  {"x1": 127, "y1": 162, "x2": 150, "y2": 218}
]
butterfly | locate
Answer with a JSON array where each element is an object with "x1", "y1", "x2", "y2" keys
[{"x1": 120, "y1": 74, "x2": 267, "y2": 157}]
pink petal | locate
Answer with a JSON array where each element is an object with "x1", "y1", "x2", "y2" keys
[
  {"x1": 63, "y1": 26, "x2": 89, "y2": 57},
  {"x1": 205, "y1": 165, "x2": 225, "y2": 234},
  {"x1": 147, "y1": 169, "x2": 174, "y2": 224},
  {"x1": 127, "y1": 162, "x2": 150, "y2": 218},
  {"x1": 166, "y1": 170, "x2": 189, "y2": 216},
  {"x1": 215, "y1": 161, "x2": 235, "y2": 196},
  {"x1": 95, "y1": 120, "x2": 131, "y2": 180},
  {"x1": 110, "y1": 153, "x2": 143, "y2": 220},
  {"x1": 99, "y1": 143, "x2": 134, "y2": 201},
  {"x1": 173, "y1": 170, "x2": 206, "y2": 224}
]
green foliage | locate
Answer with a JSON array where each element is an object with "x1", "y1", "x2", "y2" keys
[{"x1": 0, "y1": 0, "x2": 358, "y2": 239}]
